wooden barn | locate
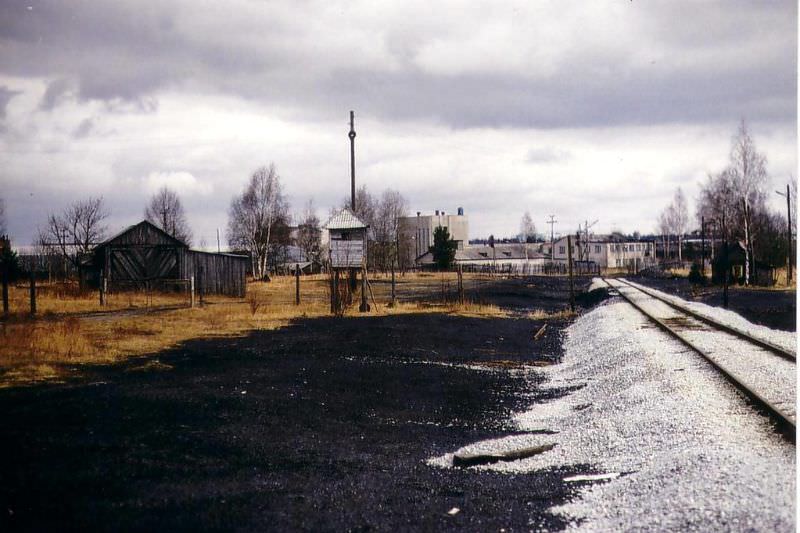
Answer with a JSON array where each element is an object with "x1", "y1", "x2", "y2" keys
[{"x1": 92, "y1": 220, "x2": 247, "y2": 297}]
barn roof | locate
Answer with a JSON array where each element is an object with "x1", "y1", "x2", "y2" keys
[
  {"x1": 324, "y1": 208, "x2": 368, "y2": 230},
  {"x1": 96, "y1": 220, "x2": 189, "y2": 249}
]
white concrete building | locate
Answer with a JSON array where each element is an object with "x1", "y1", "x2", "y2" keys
[
  {"x1": 544, "y1": 235, "x2": 655, "y2": 270},
  {"x1": 398, "y1": 208, "x2": 469, "y2": 266}
]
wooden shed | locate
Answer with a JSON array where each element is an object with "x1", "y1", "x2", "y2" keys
[{"x1": 93, "y1": 220, "x2": 247, "y2": 297}]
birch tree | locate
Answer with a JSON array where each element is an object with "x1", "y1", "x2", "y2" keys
[
  {"x1": 671, "y1": 188, "x2": 689, "y2": 262},
  {"x1": 519, "y1": 211, "x2": 536, "y2": 243},
  {"x1": 227, "y1": 164, "x2": 288, "y2": 280}
]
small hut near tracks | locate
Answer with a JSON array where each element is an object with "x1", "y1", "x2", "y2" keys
[{"x1": 92, "y1": 220, "x2": 247, "y2": 297}]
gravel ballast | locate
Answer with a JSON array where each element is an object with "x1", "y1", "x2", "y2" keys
[{"x1": 430, "y1": 296, "x2": 796, "y2": 530}]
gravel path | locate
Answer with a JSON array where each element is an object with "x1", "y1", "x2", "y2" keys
[{"x1": 430, "y1": 297, "x2": 796, "y2": 530}]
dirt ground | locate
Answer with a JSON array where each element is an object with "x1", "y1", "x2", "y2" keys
[
  {"x1": 630, "y1": 274, "x2": 797, "y2": 332},
  {"x1": 0, "y1": 276, "x2": 599, "y2": 532}
]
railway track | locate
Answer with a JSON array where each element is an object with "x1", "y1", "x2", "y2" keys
[{"x1": 602, "y1": 277, "x2": 796, "y2": 440}]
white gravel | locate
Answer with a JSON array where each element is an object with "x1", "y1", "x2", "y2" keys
[{"x1": 428, "y1": 297, "x2": 796, "y2": 531}]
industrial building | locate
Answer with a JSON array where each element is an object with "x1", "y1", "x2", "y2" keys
[{"x1": 398, "y1": 208, "x2": 469, "y2": 266}]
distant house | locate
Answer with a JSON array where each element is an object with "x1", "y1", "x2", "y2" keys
[
  {"x1": 712, "y1": 241, "x2": 776, "y2": 286},
  {"x1": 92, "y1": 220, "x2": 247, "y2": 297},
  {"x1": 415, "y1": 243, "x2": 546, "y2": 272},
  {"x1": 544, "y1": 235, "x2": 655, "y2": 271}
]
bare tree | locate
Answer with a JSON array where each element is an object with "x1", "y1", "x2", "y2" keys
[
  {"x1": 372, "y1": 189, "x2": 408, "y2": 271},
  {"x1": 297, "y1": 199, "x2": 322, "y2": 265},
  {"x1": 43, "y1": 197, "x2": 109, "y2": 283},
  {"x1": 227, "y1": 164, "x2": 288, "y2": 280},
  {"x1": 727, "y1": 120, "x2": 768, "y2": 284},
  {"x1": 342, "y1": 185, "x2": 377, "y2": 228},
  {"x1": 144, "y1": 186, "x2": 193, "y2": 244},
  {"x1": 671, "y1": 188, "x2": 689, "y2": 262},
  {"x1": 697, "y1": 121, "x2": 769, "y2": 284},
  {"x1": 519, "y1": 211, "x2": 536, "y2": 243}
]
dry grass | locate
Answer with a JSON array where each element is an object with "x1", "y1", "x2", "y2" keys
[
  {"x1": 525, "y1": 308, "x2": 577, "y2": 320},
  {"x1": 4, "y1": 281, "x2": 190, "y2": 317},
  {"x1": 0, "y1": 273, "x2": 511, "y2": 388}
]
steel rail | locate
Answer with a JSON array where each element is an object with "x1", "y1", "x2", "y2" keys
[
  {"x1": 603, "y1": 278, "x2": 796, "y2": 441},
  {"x1": 616, "y1": 277, "x2": 796, "y2": 362}
]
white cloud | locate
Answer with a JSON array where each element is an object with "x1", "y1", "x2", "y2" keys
[{"x1": 144, "y1": 171, "x2": 212, "y2": 196}]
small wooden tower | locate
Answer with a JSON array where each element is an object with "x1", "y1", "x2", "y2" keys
[{"x1": 324, "y1": 208, "x2": 369, "y2": 312}]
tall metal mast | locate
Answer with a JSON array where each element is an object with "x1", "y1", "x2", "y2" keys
[{"x1": 349, "y1": 110, "x2": 356, "y2": 211}]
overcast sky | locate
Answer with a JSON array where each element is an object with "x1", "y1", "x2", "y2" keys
[{"x1": 0, "y1": 0, "x2": 796, "y2": 247}]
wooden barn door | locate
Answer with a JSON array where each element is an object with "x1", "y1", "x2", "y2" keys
[{"x1": 110, "y1": 247, "x2": 180, "y2": 286}]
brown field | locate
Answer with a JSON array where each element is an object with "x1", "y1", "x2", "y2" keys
[{"x1": 0, "y1": 273, "x2": 509, "y2": 387}]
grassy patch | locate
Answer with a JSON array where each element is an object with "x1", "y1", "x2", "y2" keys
[{"x1": 0, "y1": 274, "x2": 513, "y2": 387}]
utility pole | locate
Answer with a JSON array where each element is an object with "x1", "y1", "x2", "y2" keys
[
  {"x1": 701, "y1": 216, "x2": 705, "y2": 275},
  {"x1": 776, "y1": 184, "x2": 793, "y2": 284},
  {"x1": 216, "y1": 228, "x2": 221, "y2": 253},
  {"x1": 547, "y1": 215, "x2": 557, "y2": 261},
  {"x1": 722, "y1": 207, "x2": 729, "y2": 309},
  {"x1": 349, "y1": 110, "x2": 356, "y2": 212}
]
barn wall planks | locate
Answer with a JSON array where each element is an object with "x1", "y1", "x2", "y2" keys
[
  {"x1": 93, "y1": 221, "x2": 247, "y2": 297},
  {"x1": 185, "y1": 251, "x2": 248, "y2": 297}
]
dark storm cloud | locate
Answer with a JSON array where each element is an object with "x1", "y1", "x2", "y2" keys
[{"x1": 0, "y1": 0, "x2": 794, "y2": 129}]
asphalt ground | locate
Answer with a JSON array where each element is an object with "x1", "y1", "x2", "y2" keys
[{"x1": 0, "y1": 277, "x2": 594, "y2": 532}]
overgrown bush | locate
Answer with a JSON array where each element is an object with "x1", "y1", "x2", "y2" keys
[{"x1": 687, "y1": 262, "x2": 706, "y2": 285}]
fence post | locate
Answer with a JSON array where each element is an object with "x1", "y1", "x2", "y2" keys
[
  {"x1": 567, "y1": 235, "x2": 575, "y2": 312},
  {"x1": 190, "y1": 275, "x2": 195, "y2": 308},
  {"x1": 99, "y1": 269, "x2": 105, "y2": 306},
  {"x1": 29, "y1": 269, "x2": 36, "y2": 315},
  {"x1": 359, "y1": 260, "x2": 369, "y2": 312},
  {"x1": 390, "y1": 262, "x2": 396, "y2": 307},
  {"x1": 2, "y1": 263, "x2": 8, "y2": 318},
  {"x1": 198, "y1": 267, "x2": 204, "y2": 305},
  {"x1": 295, "y1": 264, "x2": 300, "y2": 305},
  {"x1": 330, "y1": 270, "x2": 336, "y2": 313},
  {"x1": 458, "y1": 263, "x2": 464, "y2": 305}
]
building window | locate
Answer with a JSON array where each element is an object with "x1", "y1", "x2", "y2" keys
[
  {"x1": 594, "y1": 245, "x2": 601, "y2": 253},
  {"x1": 559, "y1": 246, "x2": 565, "y2": 254}
]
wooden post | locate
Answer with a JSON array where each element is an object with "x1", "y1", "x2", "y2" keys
[
  {"x1": 190, "y1": 275, "x2": 195, "y2": 308},
  {"x1": 359, "y1": 260, "x2": 369, "y2": 312},
  {"x1": 390, "y1": 262, "x2": 396, "y2": 307},
  {"x1": 330, "y1": 270, "x2": 336, "y2": 313},
  {"x1": 786, "y1": 183, "x2": 793, "y2": 284},
  {"x1": 722, "y1": 209, "x2": 729, "y2": 309},
  {"x1": 2, "y1": 263, "x2": 8, "y2": 318},
  {"x1": 458, "y1": 263, "x2": 464, "y2": 305},
  {"x1": 29, "y1": 268, "x2": 36, "y2": 316},
  {"x1": 701, "y1": 216, "x2": 705, "y2": 276},
  {"x1": 99, "y1": 269, "x2": 105, "y2": 306},
  {"x1": 198, "y1": 267, "x2": 204, "y2": 305},
  {"x1": 332, "y1": 270, "x2": 339, "y2": 314},
  {"x1": 567, "y1": 235, "x2": 575, "y2": 312},
  {"x1": 295, "y1": 264, "x2": 300, "y2": 305}
]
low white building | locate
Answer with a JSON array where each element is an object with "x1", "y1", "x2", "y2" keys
[
  {"x1": 416, "y1": 243, "x2": 547, "y2": 273},
  {"x1": 544, "y1": 235, "x2": 655, "y2": 270}
]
